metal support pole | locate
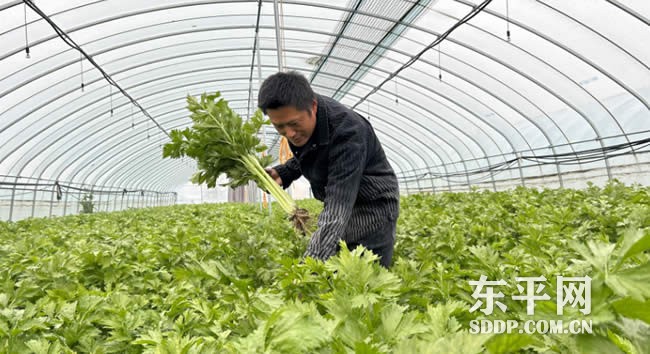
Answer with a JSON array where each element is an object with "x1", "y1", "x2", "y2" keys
[
  {"x1": 427, "y1": 167, "x2": 436, "y2": 194},
  {"x1": 8, "y1": 176, "x2": 18, "y2": 221},
  {"x1": 74, "y1": 184, "x2": 80, "y2": 214},
  {"x1": 487, "y1": 157, "x2": 497, "y2": 192},
  {"x1": 556, "y1": 163, "x2": 564, "y2": 189},
  {"x1": 599, "y1": 137, "x2": 614, "y2": 181},
  {"x1": 273, "y1": 0, "x2": 285, "y2": 72},
  {"x1": 63, "y1": 184, "x2": 70, "y2": 216},
  {"x1": 90, "y1": 186, "x2": 95, "y2": 214},
  {"x1": 552, "y1": 145, "x2": 565, "y2": 189},
  {"x1": 413, "y1": 170, "x2": 422, "y2": 194},
  {"x1": 48, "y1": 182, "x2": 56, "y2": 217},
  {"x1": 462, "y1": 161, "x2": 472, "y2": 192},
  {"x1": 97, "y1": 185, "x2": 103, "y2": 213},
  {"x1": 113, "y1": 188, "x2": 119, "y2": 211},
  {"x1": 30, "y1": 177, "x2": 38, "y2": 218},
  {"x1": 105, "y1": 189, "x2": 111, "y2": 212},
  {"x1": 76, "y1": 184, "x2": 83, "y2": 214},
  {"x1": 102, "y1": 189, "x2": 108, "y2": 212},
  {"x1": 515, "y1": 152, "x2": 526, "y2": 187}
]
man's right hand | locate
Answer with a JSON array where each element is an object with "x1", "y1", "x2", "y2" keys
[{"x1": 265, "y1": 168, "x2": 283, "y2": 187}]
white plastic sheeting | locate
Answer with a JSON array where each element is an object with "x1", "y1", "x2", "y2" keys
[{"x1": 0, "y1": 0, "x2": 648, "y2": 198}]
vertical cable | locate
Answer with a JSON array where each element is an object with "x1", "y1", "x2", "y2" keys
[
  {"x1": 367, "y1": 100, "x2": 370, "y2": 120},
  {"x1": 351, "y1": 0, "x2": 493, "y2": 109},
  {"x1": 247, "y1": 0, "x2": 263, "y2": 119},
  {"x1": 80, "y1": 52, "x2": 85, "y2": 92},
  {"x1": 506, "y1": 0, "x2": 511, "y2": 41},
  {"x1": 109, "y1": 85, "x2": 113, "y2": 116},
  {"x1": 438, "y1": 44, "x2": 442, "y2": 81},
  {"x1": 395, "y1": 78, "x2": 399, "y2": 105},
  {"x1": 22, "y1": 0, "x2": 169, "y2": 137},
  {"x1": 24, "y1": 3, "x2": 30, "y2": 58}
]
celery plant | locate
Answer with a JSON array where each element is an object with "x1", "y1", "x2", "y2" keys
[{"x1": 163, "y1": 92, "x2": 309, "y2": 232}]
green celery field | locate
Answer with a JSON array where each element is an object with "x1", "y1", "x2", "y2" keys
[{"x1": 0, "y1": 182, "x2": 649, "y2": 353}]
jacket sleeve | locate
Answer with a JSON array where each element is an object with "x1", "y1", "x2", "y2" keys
[
  {"x1": 273, "y1": 157, "x2": 302, "y2": 189},
  {"x1": 305, "y1": 124, "x2": 367, "y2": 260}
]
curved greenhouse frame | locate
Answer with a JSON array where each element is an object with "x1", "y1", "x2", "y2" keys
[{"x1": 1, "y1": 0, "x2": 648, "y2": 220}]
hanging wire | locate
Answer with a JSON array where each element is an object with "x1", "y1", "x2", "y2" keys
[
  {"x1": 23, "y1": 3, "x2": 30, "y2": 58},
  {"x1": 438, "y1": 44, "x2": 442, "y2": 81},
  {"x1": 109, "y1": 85, "x2": 113, "y2": 116},
  {"x1": 54, "y1": 181, "x2": 62, "y2": 201},
  {"x1": 22, "y1": 0, "x2": 169, "y2": 137},
  {"x1": 506, "y1": 0, "x2": 511, "y2": 42},
  {"x1": 130, "y1": 104, "x2": 135, "y2": 128},
  {"x1": 79, "y1": 52, "x2": 85, "y2": 92},
  {"x1": 367, "y1": 100, "x2": 370, "y2": 120},
  {"x1": 247, "y1": 0, "x2": 263, "y2": 119},
  {"x1": 352, "y1": 0, "x2": 493, "y2": 109},
  {"x1": 394, "y1": 78, "x2": 399, "y2": 105}
]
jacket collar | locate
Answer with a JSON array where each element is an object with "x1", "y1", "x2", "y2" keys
[{"x1": 314, "y1": 94, "x2": 329, "y2": 146}]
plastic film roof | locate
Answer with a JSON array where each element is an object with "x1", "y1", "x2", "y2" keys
[{"x1": 0, "y1": 0, "x2": 649, "y2": 192}]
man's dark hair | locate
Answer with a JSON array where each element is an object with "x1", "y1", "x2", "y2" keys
[{"x1": 258, "y1": 71, "x2": 316, "y2": 114}]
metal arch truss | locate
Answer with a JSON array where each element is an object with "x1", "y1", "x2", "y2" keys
[
  {"x1": 0, "y1": 0, "x2": 646, "y2": 192},
  {"x1": 3, "y1": 44, "x2": 552, "y2": 187},
  {"x1": 7, "y1": 55, "x2": 508, "y2": 188}
]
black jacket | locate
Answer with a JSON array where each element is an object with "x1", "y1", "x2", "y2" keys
[{"x1": 274, "y1": 94, "x2": 400, "y2": 260}]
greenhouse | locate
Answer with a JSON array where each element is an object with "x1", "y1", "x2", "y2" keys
[{"x1": 0, "y1": 0, "x2": 649, "y2": 353}]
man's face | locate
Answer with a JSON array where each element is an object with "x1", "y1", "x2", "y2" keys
[{"x1": 267, "y1": 100, "x2": 317, "y2": 147}]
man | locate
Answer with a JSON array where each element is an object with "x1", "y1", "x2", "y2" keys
[{"x1": 259, "y1": 71, "x2": 400, "y2": 268}]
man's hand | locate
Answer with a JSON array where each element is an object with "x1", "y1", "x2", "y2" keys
[{"x1": 265, "y1": 168, "x2": 283, "y2": 187}]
